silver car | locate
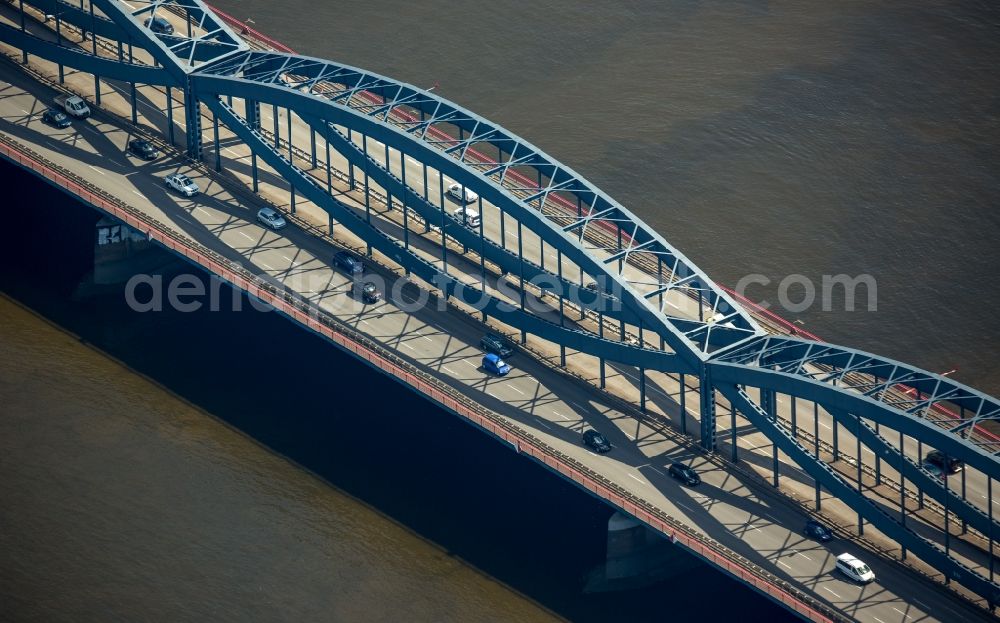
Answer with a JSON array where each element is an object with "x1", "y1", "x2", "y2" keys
[
  {"x1": 257, "y1": 207, "x2": 287, "y2": 230},
  {"x1": 165, "y1": 173, "x2": 199, "y2": 197}
]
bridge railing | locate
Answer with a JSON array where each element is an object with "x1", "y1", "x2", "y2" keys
[{"x1": 0, "y1": 129, "x2": 846, "y2": 623}]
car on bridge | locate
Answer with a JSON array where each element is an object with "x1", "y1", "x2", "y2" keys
[
  {"x1": 126, "y1": 138, "x2": 159, "y2": 161},
  {"x1": 482, "y1": 353, "x2": 511, "y2": 376},
  {"x1": 333, "y1": 250, "x2": 364, "y2": 277},
  {"x1": 358, "y1": 281, "x2": 381, "y2": 304},
  {"x1": 256, "y1": 207, "x2": 287, "y2": 231},
  {"x1": 53, "y1": 94, "x2": 90, "y2": 119},
  {"x1": 164, "y1": 173, "x2": 199, "y2": 197},
  {"x1": 804, "y1": 519, "x2": 833, "y2": 542},
  {"x1": 668, "y1": 462, "x2": 701, "y2": 486},
  {"x1": 144, "y1": 16, "x2": 175, "y2": 35},
  {"x1": 835, "y1": 553, "x2": 875, "y2": 584},
  {"x1": 582, "y1": 429, "x2": 612, "y2": 453},
  {"x1": 924, "y1": 450, "x2": 963, "y2": 474},
  {"x1": 41, "y1": 108, "x2": 71, "y2": 129},
  {"x1": 452, "y1": 206, "x2": 481, "y2": 228},
  {"x1": 480, "y1": 333, "x2": 513, "y2": 359},
  {"x1": 446, "y1": 183, "x2": 478, "y2": 204}
]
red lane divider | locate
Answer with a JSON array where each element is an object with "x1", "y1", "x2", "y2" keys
[
  {"x1": 0, "y1": 136, "x2": 839, "y2": 623},
  {"x1": 203, "y1": 3, "x2": 995, "y2": 446}
]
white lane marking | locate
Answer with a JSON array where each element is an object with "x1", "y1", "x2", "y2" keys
[
  {"x1": 891, "y1": 607, "x2": 912, "y2": 620},
  {"x1": 360, "y1": 319, "x2": 370, "y2": 326},
  {"x1": 19, "y1": 108, "x2": 27, "y2": 113},
  {"x1": 87, "y1": 165, "x2": 105, "y2": 175},
  {"x1": 798, "y1": 553, "x2": 812, "y2": 561},
  {"x1": 462, "y1": 359, "x2": 477, "y2": 368},
  {"x1": 911, "y1": 600, "x2": 928, "y2": 610},
  {"x1": 402, "y1": 342, "x2": 415, "y2": 351},
  {"x1": 777, "y1": 560, "x2": 792, "y2": 569},
  {"x1": 664, "y1": 299, "x2": 680, "y2": 309},
  {"x1": 258, "y1": 261, "x2": 273, "y2": 270},
  {"x1": 131, "y1": 190, "x2": 142, "y2": 196},
  {"x1": 872, "y1": 617, "x2": 886, "y2": 623},
  {"x1": 224, "y1": 148, "x2": 240, "y2": 156},
  {"x1": 818, "y1": 421, "x2": 831, "y2": 430},
  {"x1": 648, "y1": 466, "x2": 665, "y2": 476},
  {"x1": 441, "y1": 365, "x2": 455, "y2": 374},
  {"x1": 822, "y1": 586, "x2": 841, "y2": 598},
  {"x1": 509, "y1": 385, "x2": 525, "y2": 395},
  {"x1": 673, "y1": 501, "x2": 696, "y2": 514},
  {"x1": 239, "y1": 231, "x2": 254, "y2": 240},
  {"x1": 551, "y1": 411, "x2": 570, "y2": 421},
  {"x1": 628, "y1": 473, "x2": 644, "y2": 484},
  {"x1": 536, "y1": 419, "x2": 552, "y2": 430}
]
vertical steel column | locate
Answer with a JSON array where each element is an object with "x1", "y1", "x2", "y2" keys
[
  {"x1": 19, "y1": 0, "x2": 27, "y2": 64},
  {"x1": 128, "y1": 43, "x2": 137, "y2": 125},
  {"x1": 518, "y1": 221, "x2": 526, "y2": 344},
  {"x1": 679, "y1": 374, "x2": 687, "y2": 435},
  {"x1": 184, "y1": 79, "x2": 202, "y2": 160},
  {"x1": 89, "y1": 2, "x2": 99, "y2": 105},
  {"x1": 917, "y1": 438, "x2": 924, "y2": 509},
  {"x1": 558, "y1": 250, "x2": 566, "y2": 366},
  {"x1": 246, "y1": 99, "x2": 260, "y2": 192},
  {"x1": 56, "y1": 14, "x2": 64, "y2": 83},
  {"x1": 401, "y1": 151, "x2": 409, "y2": 252},
  {"x1": 790, "y1": 396, "x2": 796, "y2": 439},
  {"x1": 478, "y1": 196, "x2": 486, "y2": 320},
  {"x1": 325, "y1": 139, "x2": 332, "y2": 195},
  {"x1": 421, "y1": 162, "x2": 429, "y2": 231},
  {"x1": 815, "y1": 402, "x2": 821, "y2": 510},
  {"x1": 990, "y1": 477, "x2": 995, "y2": 585},
  {"x1": 438, "y1": 168, "x2": 447, "y2": 274},
  {"x1": 874, "y1": 421, "x2": 881, "y2": 486},
  {"x1": 384, "y1": 144, "x2": 392, "y2": 211},
  {"x1": 730, "y1": 399, "x2": 737, "y2": 463},
  {"x1": 900, "y1": 430, "x2": 907, "y2": 560},
  {"x1": 699, "y1": 370, "x2": 716, "y2": 452},
  {"x1": 310, "y1": 129, "x2": 317, "y2": 168},
  {"x1": 286, "y1": 109, "x2": 293, "y2": 161},
  {"x1": 762, "y1": 389, "x2": 778, "y2": 486},
  {"x1": 166, "y1": 87, "x2": 174, "y2": 145},
  {"x1": 944, "y1": 461, "x2": 951, "y2": 566},
  {"x1": 856, "y1": 412, "x2": 863, "y2": 535},
  {"x1": 500, "y1": 210, "x2": 506, "y2": 250},
  {"x1": 272, "y1": 105, "x2": 279, "y2": 148},
  {"x1": 832, "y1": 419, "x2": 839, "y2": 460},
  {"x1": 213, "y1": 112, "x2": 221, "y2": 171}
]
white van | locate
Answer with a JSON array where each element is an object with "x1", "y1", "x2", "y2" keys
[{"x1": 453, "y1": 206, "x2": 481, "y2": 228}]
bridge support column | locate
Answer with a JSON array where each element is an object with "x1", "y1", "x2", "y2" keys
[
  {"x1": 166, "y1": 87, "x2": 174, "y2": 146},
  {"x1": 184, "y1": 84, "x2": 203, "y2": 161},
  {"x1": 761, "y1": 388, "x2": 778, "y2": 487},
  {"x1": 310, "y1": 129, "x2": 317, "y2": 168},
  {"x1": 814, "y1": 402, "x2": 821, "y2": 510},
  {"x1": 678, "y1": 374, "x2": 687, "y2": 435},
  {"x1": 855, "y1": 412, "x2": 864, "y2": 536},
  {"x1": 699, "y1": 370, "x2": 716, "y2": 452},
  {"x1": 213, "y1": 113, "x2": 221, "y2": 172}
]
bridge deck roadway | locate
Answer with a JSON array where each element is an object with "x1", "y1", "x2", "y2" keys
[{"x1": 0, "y1": 8, "x2": 995, "y2": 622}]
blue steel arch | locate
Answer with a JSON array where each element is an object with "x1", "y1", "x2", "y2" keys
[{"x1": 5, "y1": 0, "x2": 1000, "y2": 605}]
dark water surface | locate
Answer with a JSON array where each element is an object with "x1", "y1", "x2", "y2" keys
[
  {"x1": 212, "y1": 0, "x2": 1000, "y2": 393},
  {"x1": 0, "y1": 163, "x2": 793, "y2": 621}
]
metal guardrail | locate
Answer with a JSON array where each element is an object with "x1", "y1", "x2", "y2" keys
[{"x1": 0, "y1": 123, "x2": 846, "y2": 623}]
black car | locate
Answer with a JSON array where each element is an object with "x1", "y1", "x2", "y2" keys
[
  {"x1": 334, "y1": 250, "x2": 364, "y2": 276},
  {"x1": 480, "y1": 333, "x2": 513, "y2": 358},
  {"x1": 127, "y1": 138, "x2": 159, "y2": 161},
  {"x1": 805, "y1": 519, "x2": 833, "y2": 542},
  {"x1": 145, "y1": 16, "x2": 174, "y2": 35},
  {"x1": 925, "y1": 450, "x2": 963, "y2": 474},
  {"x1": 42, "y1": 108, "x2": 71, "y2": 128},
  {"x1": 582, "y1": 429, "x2": 611, "y2": 454},
  {"x1": 359, "y1": 281, "x2": 381, "y2": 304},
  {"x1": 668, "y1": 462, "x2": 701, "y2": 486}
]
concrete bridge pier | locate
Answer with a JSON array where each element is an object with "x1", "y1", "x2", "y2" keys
[{"x1": 584, "y1": 512, "x2": 699, "y2": 593}]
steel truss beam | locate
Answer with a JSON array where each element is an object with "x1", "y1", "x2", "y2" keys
[
  {"x1": 204, "y1": 97, "x2": 686, "y2": 374},
  {"x1": 188, "y1": 49, "x2": 763, "y2": 366},
  {"x1": 720, "y1": 383, "x2": 1000, "y2": 605}
]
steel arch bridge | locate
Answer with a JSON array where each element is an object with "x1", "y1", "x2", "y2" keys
[{"x1": 5, "y1": 0, "x2": 1000, "y2": 605}]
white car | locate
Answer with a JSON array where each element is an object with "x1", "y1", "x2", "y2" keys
[
  {"x1": 257, "y1": 207, "x2": 287, "y2": 230},
  {"x1": 447, "y1": 182, "x2": 478, "y2": 204},
  {"x1": 165, "y1": 173, "x2": 199, "y2": 197},
  {"x1": 453, "y1": 206, "x2": 481, "y2": 228},
  {"x1": 835, "y1": 553, "x2": 875, "y2": 583}
]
